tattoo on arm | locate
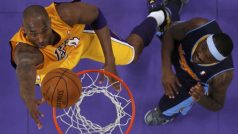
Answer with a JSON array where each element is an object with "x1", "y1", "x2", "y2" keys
[
  {"x1": 198, "y1": 70, "x2": 234, "y2": 111},
  {"x1": 14, "y1": 44, "x2": 43, "y2": 101}
]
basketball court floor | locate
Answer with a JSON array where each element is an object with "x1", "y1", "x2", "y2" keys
[{"x1": 0, "y1": 0, "x2": 238, "y2": 134}]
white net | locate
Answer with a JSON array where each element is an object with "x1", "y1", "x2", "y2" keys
[{"x1": 54, "y1": 71, "x2": 135, "y2": 134}]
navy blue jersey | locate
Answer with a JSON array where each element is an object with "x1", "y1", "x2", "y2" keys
[{"x1": 171, "y1": 20, "x2": 234, "y2": 85}]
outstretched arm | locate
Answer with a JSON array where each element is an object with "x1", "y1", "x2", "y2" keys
[{"x1": 14, "y1": 43, "x2": 44, "y2": 129}]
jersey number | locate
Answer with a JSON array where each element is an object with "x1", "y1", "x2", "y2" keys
[{"x1": 54, "y1": 37, "x2": 80, "y2": 60}]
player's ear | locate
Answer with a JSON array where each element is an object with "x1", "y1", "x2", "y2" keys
[
  {"x1": 21, "y1": 25, "x2": 28, "y2": 38},
  {"x1": 22, "y1": 27, "x2": 26, "y2": 33},
  {"x1": 49, "y1": 17, "x2": 52, "y2": 26},
  {"x1": 21, "y1": 25, "x2": 26, "y2": 34}
]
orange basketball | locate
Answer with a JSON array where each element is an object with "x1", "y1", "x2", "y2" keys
[{"x1": 41, "y1": 68, "x2": 82, "y2": 109}]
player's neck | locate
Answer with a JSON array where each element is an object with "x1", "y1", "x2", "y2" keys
[{"x1": 50, "y1": 30, "x2": 61, "y2": 46}]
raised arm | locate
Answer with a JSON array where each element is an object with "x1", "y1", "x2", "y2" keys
[{"x1": 14, "y1": 43, "x2": 44, "y2": 129}]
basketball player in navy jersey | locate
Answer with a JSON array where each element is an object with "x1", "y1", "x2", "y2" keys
[{"x1": 144, "y1": 0, "x2": 234, "y2": 125}]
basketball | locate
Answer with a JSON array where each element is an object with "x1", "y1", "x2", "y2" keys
[{"x1": 41, "y1": 68, "x2": 82, "y2": 109}]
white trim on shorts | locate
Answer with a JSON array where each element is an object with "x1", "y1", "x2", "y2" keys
[{"x1": 83, "y1": 30, "x2": 135, "y2": 64}]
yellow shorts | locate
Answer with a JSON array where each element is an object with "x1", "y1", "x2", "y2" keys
[
  {"x1": 36, "y1": 30, "x2": 134, "y2": 84},
  {"x1": 81, "y1": 30, "x2": 135, "y2": 65}
]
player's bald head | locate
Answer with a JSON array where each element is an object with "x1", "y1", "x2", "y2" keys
[
  {"x1": 22, "y1": 5, "x2": 53, "y2": 48},
  {"x1": 23, "y1": 5, "x2": 50, "y2": 27}
]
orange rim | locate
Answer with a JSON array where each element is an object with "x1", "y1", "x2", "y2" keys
[{"x1": 53, "y1": 69, "x2": 136, "y2": 134}]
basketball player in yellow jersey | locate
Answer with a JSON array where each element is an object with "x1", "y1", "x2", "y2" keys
[{"x1": 10, "y1": 0, "x2": 169, "y2": 129}]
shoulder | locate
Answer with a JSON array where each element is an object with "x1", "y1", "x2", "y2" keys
[
  {"x1": 14, "y1": 43, "x2": 43, "y2": 66},
  {"x1": 186, "y1": 17, "x2": 210, "y2": 30},
  {"x1": 208, "y1": 70, "x2": 234, "y2": 90},
  {"x1": 56, "y1": 1, "x2": 97, "y2": 11},
  {"x1": 55, "y1": 1, "x2": 98, "y2": 25},
  {"x1": 169, "y1": 17, "x2": 210, "y2": 40}
]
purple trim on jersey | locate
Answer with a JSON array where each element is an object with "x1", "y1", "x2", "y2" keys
[
  {"x1": 91, "y1": 9, "x2": 107, "y2": 30},
  {"x1": 84, "y1": 24, "x2": 127, "y2": 43}
]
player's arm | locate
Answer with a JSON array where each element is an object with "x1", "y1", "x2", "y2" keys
[
  {"x1": 14, "y1": 43, "x2": 43, "y2": 102},
  {"x1": 56, "y1": 2, "x2": 116, "y2": 74},
  {"x1": 14, "y1": 43, "x2": 44, "y2": 128},
  {"x1": 196, "y1": 70, "x2": 234, "y2": 111},
  {"x1": 161, "y1": 18, "x2": 209, "y2": 98}
]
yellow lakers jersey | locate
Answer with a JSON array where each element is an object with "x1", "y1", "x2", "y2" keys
[{"x1": 10, "y1": 3, "x2": 135, "y2": 85}]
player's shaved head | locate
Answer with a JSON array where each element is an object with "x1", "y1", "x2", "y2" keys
[
  {"x1": 22, "y1": 5, "x2": 53, "y2": 48},
  {"x1": 23, "y1": 5, "x2": 50, "y2": 27}
]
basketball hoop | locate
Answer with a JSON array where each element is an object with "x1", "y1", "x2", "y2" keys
[{"x1": 52, "y1": 69, "x2": 135, "y2": 134}]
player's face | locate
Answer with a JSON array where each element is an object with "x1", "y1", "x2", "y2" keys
[
  {"x1": 24, "y1": 16, "x2": 53, "y2": 48},
  {"x1": 192, "y1": 39, "x2": 218, "y2": 64}
]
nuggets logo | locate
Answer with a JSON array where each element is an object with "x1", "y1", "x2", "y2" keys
[
  {"x1": 54, "y1": 37, "x2": 80, "y2": 60},
  {"x1": 178, "y1": 45, "x2": 200, "y2": 81}
]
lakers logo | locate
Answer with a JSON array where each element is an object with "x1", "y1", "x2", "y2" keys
[
  {"x1": 54, "y1": 37, "x2": 80, "y2": 60},
  {"x1": 55, "y1": 43, "x2": 67, "y2": 60},
  {"x1": 67, "y1": 37, "x2": 80, "y2": 47}
]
